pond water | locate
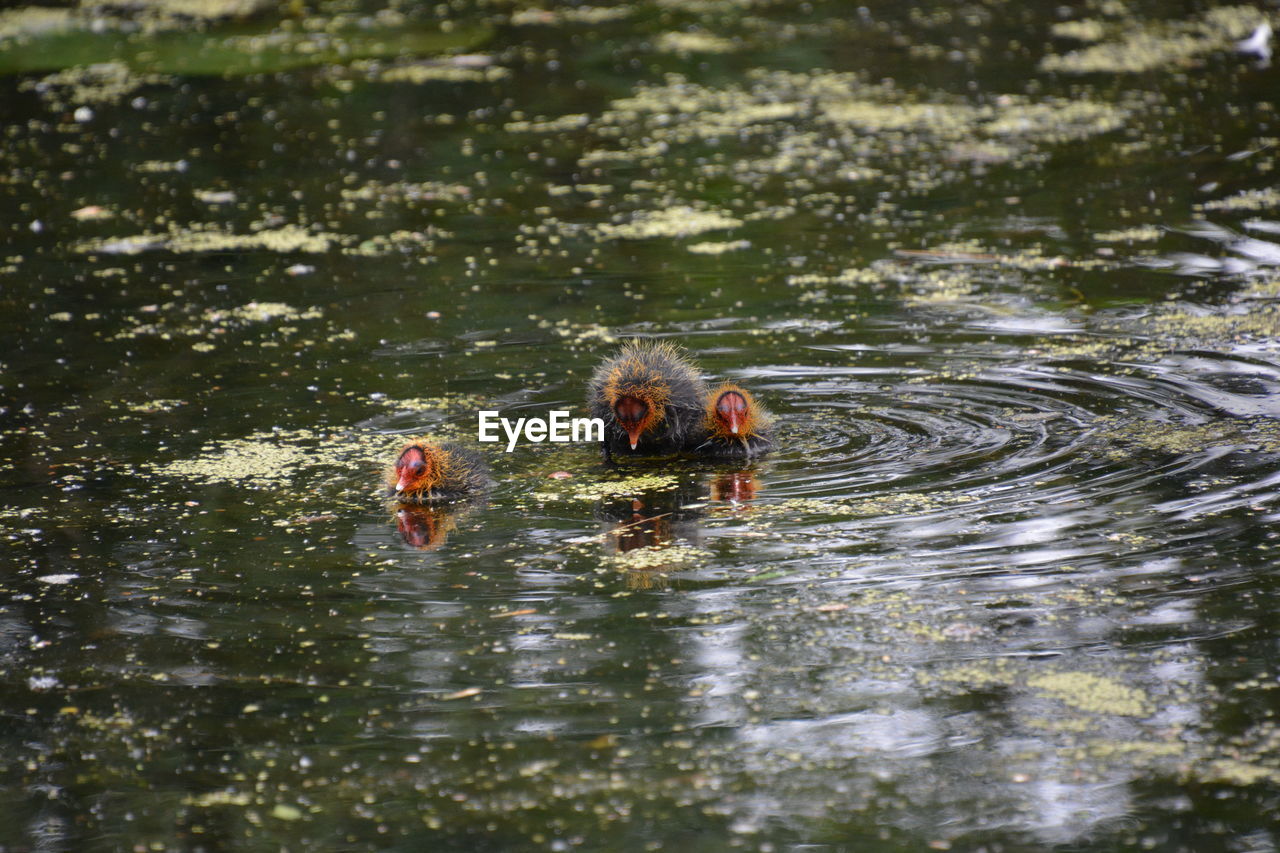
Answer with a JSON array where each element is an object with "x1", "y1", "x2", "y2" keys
[{"x1": 3, "y1": 0, "x2": 1280, "y2": 849}]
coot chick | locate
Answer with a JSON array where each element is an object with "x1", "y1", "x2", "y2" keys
[
  {"x1": 388, "y1": 439, "x2": 490, "y2": 503},
  {"x1": 691, "y1": 383, "x2": 774, "y2": 460},
  {"x1": 587, "y1": 340, "x2": 708, "y2": 461}
]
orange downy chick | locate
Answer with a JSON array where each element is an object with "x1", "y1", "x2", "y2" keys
[
  {"x1": 694, "y1": 383, "x2": 775, "y2": 459},
  {"x1": 388, "y1": 439, "x2": 490, "y2": 503}
]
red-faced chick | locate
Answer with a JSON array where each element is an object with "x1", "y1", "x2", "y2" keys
[
  {"x1": 691, "y1": 383, "x2": 774, "y2": 460},
  {"x1": 587, "y1": 340, "x2": 708, "y2": 461},
  {"x1": 388, "y1": 439, "x2": 490, "y2": 503}
]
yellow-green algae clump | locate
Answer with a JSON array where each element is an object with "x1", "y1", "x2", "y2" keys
[
  {"x1": 1093, "y1": 414, "x2": 1280, "y2": 458},
  {"x1": 531, "y1": 473, "x2": 682, "y2": 503},
  {"x1": 594, "y1": 206, "x2": 743, "y2": 241},
  {"x1": 605, "y1": 544, "x2": 713, "y2": 571},
  {"x1": 1041, "y1": 6, "x2": 1269, "y2": 74},
  {"x1": 109, "y1": 301, "x2": 325, "y2": 344},
  {"x1": 77, "y1": 224, "x2": 338, "y2": 256},
  {"x1": 1028, "y1": 672, "x2": 1151, "y2": 717},
  {"x1": 148, "y1": 429, "x2": 406, "y2": 491},
  {"x1": 1197, "y1": 188, "x2": 1280, "y2": 213}
]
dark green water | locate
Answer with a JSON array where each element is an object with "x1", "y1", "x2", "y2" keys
[{"x1": 3, "y1": 0, "x2": 1280, "y2": 850}]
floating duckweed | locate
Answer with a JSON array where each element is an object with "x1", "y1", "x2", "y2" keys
[
  {"x1": 533, "y1": 473, "x2": 682, "y2": 502},
  {"x1": 906, "y1": 268, "x2": 979, "y2": 304},
  {"x1": 503, "y1": 114, "x2": 590, "y2": 133},
  {"x1": 133, "y1": 160, "x2": 189, "y2": 174},
  {"x1": 687, "y1": 239, "x2": 751, "y2": 255},
  {"x1": 1193, "y1": 759, "x2": 1280, "y2": 786},
  {"x1": 149, "y1": 429, "x2": 404, "y2": 490},
  {"x1": 545, "y1": 321, "x2": 618, "y2": 346},
  {"x1": 152, "y1": 439, "x2": 315, "y2": 489},
  {"x1": 345, "y1": 229, "x2": 449, "y2": 257},
  {"x1": 1050, "y1": 19, "x2": 1107, "y2": 42},
  {"x1": 1093, "y1": 415, "x2": 1280, "y2": 457},
  {"x1": 1146, "y1": 304, "x2": 1280, "y2": 345},
  {"x1": 123, "y1": 0, "x2": 270, "y2": 18},
  {"x1": 126, "y1": 399, "x2": 186, "y2": 414},
  {"x1": 730, "y1": 491, "x2": 977, "y2": 519},
  {"x1": 1094, "y1": 225, "x2": 1162, "y2": 242},
  {"x1": 78, "y1": 224, "x2": 337, "y2": 256},
  {"x1": 1041, "y1": 5, "x2": 1266, "y2": 73},
  {"x1": 1197, "y1": 188, "x2": 1280, "y2": 212},
  {"x1": 982, "y1": 100, "x2": 1127, "y2": 142},
  {"x1": 1028, "y1": 672, "x2": 1150, "y2": 716},
  {"x1": 511, "y1": 6, "x2": 634, "y2": 25},
  {"x1": 1087, "y1": 740, "x2": 1185, "y2": 760},
  {"x1": 594, "y1": 206, "x2": 742, "y2": 241},
  {"x1": 934, "y1": 660, "x2": 1019, "y2": 689},
  {"x1": 340, "y1": 181, "x2": 471, "y2": 204},
  {"x1": 606, "y1": 544, "x2": 713, "y2": 570},
  {"x1": 0, "y1": 7, "x2": 75, "y2": 41},
  {"x1": 19, "y1": 61, "x2": 168, "y2": 110},
  {"x1": 844, "y1": 491, "x2": 979, "y2": 517},
  {"x1": 376, "y1": 63, "x2": 510, "y2": 84},
  {"x1": 823, "y1": 100, "x2": 984, "y2": 133},
  {"x1": 787, "y1": 267, "x2": 882, "y2": 287},
  {"x1": 184, "y1": 790, "x2": 254, "y2": 808},
  {"x1": 654, "y1": 31, "x2": 741, "y2": 54},
  {"x1": 110, "y1": 301, "x2": 323, "y2": 342}
]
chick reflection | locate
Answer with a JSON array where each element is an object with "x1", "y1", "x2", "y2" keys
[
  {"x1": 710, "y1": 470, "x2": 760, "y2": 505},
  {"x1": 596, "y1": 482, "x2": 705, "y2": 588},
  {"x1": 393, "y1": 503, "x2": 469, "y2": 551}
]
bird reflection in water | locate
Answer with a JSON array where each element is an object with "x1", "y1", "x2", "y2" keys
[
  {"x1": 710, "y1": 469, "x2": 760, "y2": 505},
  {"x1": 611, "y1": 499, "x2": 674, "y2": 553},
  {"x1": 597, "y1": 482, "x2": 706, "y2": 589},
  {"x1": 393, "y1": 504, "x2": 466, "y2": 551}
]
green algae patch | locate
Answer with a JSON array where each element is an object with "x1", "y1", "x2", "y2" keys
[
  {"x1": 1050, "y1": 19, "x2": 1107, "y2": 42},
  {"x1": 147, "y1": 428, "x2": 404, "y2": 492},
  {"x1": 1191, "y1": 759, "x2": 1280, "y2": 786},
  {"x1": 721, "y1": 491, "x2": 978, "y2": 522},
  {"x1": 1028, "y1": 671, "x2": 1150, "y2": 716},
  {"x1": 1142, "y1": 303, "x2": 1280, "y2": 348},
  {"x1": 1094, "y1": 225, "x2": 1163, "y2": 243},
  {"x1": 531, "y1": 473, "x2": 682, "y2": 503},
  {"x1": 504, "y1": 114, "x2": 590, "y2": 134},
  {"x1": 372, "y1": 60, "x2": 510, "y2": 84},
  {"x1": 1093, "y1": 415, "x2": 1280, "y2": 458},
  {"x1": 19, "y1": 61, "x2": 169, "y2": 111},
  {"x1": 78, "y1": 224, "x2": 338, "y2": 256},
  {"x1": 340, "y1": 181, "x2": 472, "y2": 205},
  {"x1": 687, "y1": 239, "x2": 751, "y2": 255},
  {"x1": 1197, "y1": 188, "x2": 1280, "y2": 213},
  {"x1": 108, "y1": 301, "x2": 324, "y2": 345},
  {"x1": 184, "y1": 790, "x2": 254, "y2": 808},
  {"x1": 594, "y1": 206, "x2": 742, "y2": 241},
  {"x1": 787, "y1": 267, "x2": 883, "y2": 288},
  {"x1": 654, "y1": 31, "x2": 741, "y2": 55},
  {"x1": 904, "y1": 268, "x2": 980, "y2": 305},
  {"x1": 1041, "y1": 6, "x2": 1268, "y2": 74},
  {"x1": 344, "y1": 229, "x2": 450, "y2": 258},
  {"x1": 605, "y1": 544, "x2": 713, "y2": 571},
  {"x1": 511, "y1": 6, "x2": 634, "y2": 26}
]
